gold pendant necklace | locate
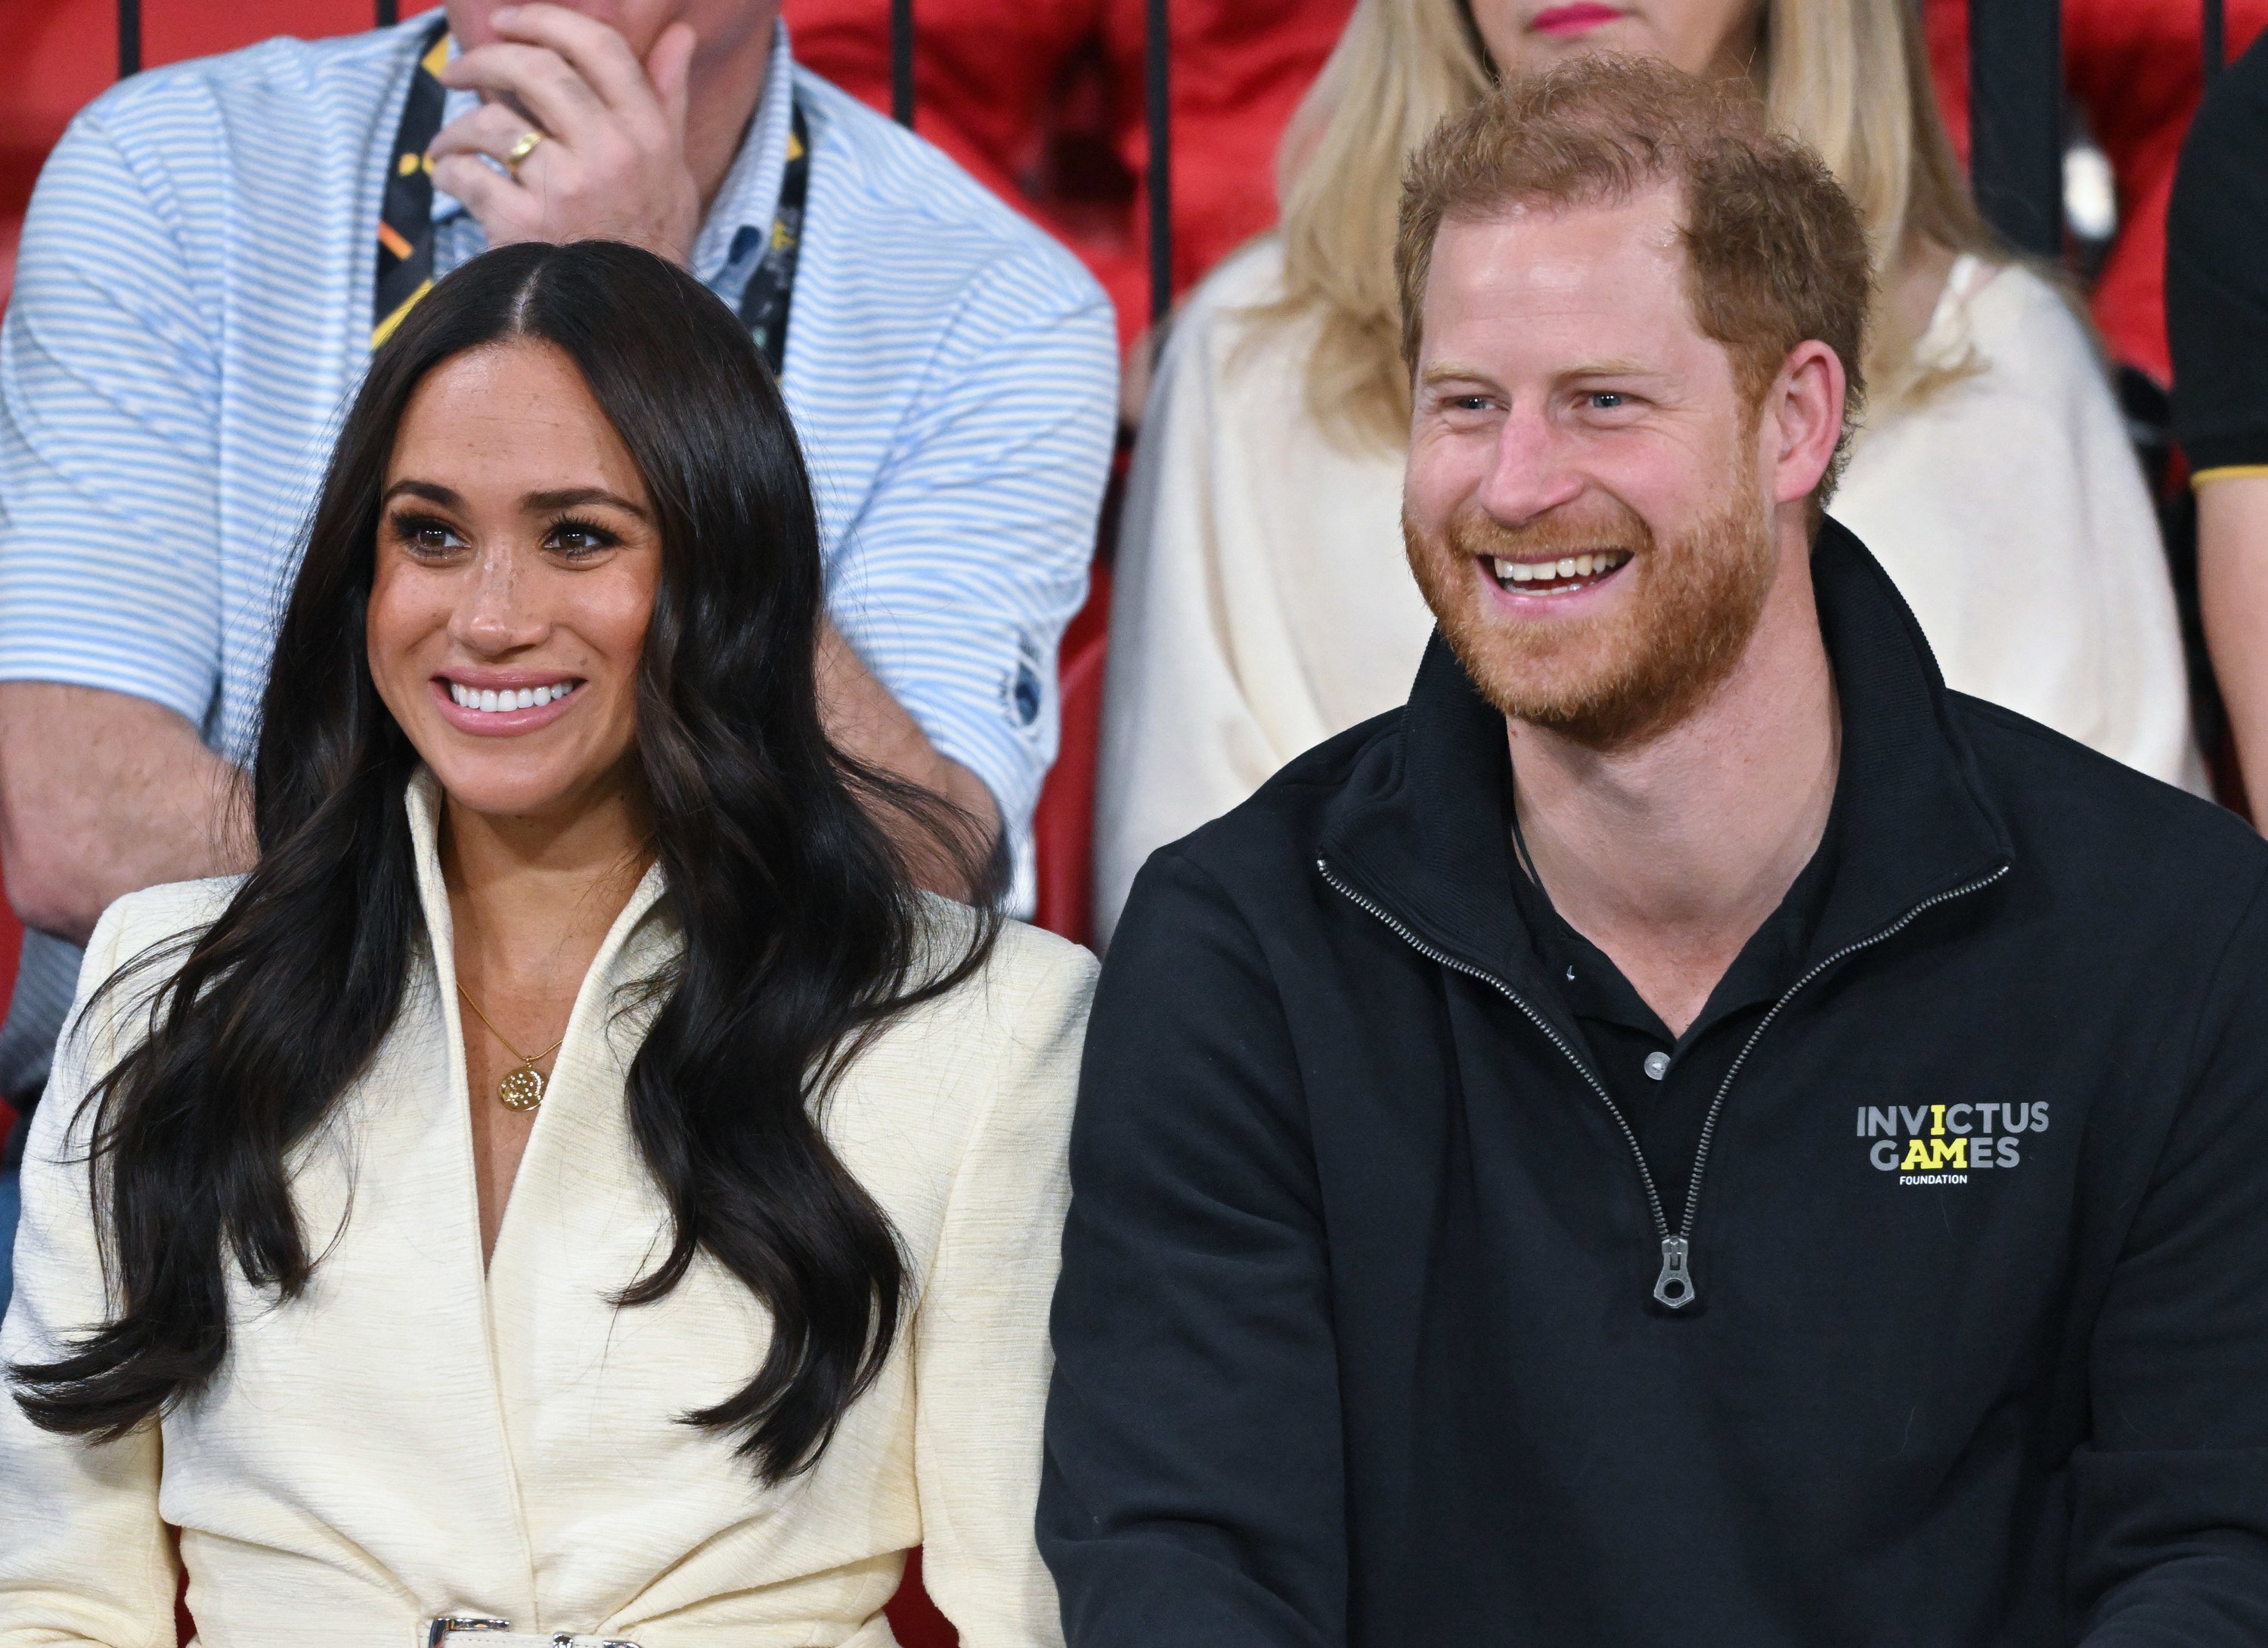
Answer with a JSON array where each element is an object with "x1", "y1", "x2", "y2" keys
[{"x1": 456, "y1": 983, "x2": 568, "y2": 1111}]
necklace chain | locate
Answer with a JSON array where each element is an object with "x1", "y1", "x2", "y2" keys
[{"x1": 456, "y1": 982, "x2": 568, "y2": 1111}]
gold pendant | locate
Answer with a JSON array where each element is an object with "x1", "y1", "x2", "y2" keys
[{"x1": 497, "y1": 1064, "x2": 545, "y2": 1111}]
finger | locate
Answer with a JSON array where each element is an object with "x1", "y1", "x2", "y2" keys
[
  {"x1": 644, "y1": 23, "x2": 696, "y2": 143},
  {"x1": 441, "y1": 41, "x2": 607, "y2": 141},
  {"x1": 427, "y1": 101, "x2": 546, "y2": 169},
  {"x1": 430, "y1": 151, "x2": 529, "y2": 230},
  {"x1": 484, "y1": 2, "x2": 662, "y2": 119}
]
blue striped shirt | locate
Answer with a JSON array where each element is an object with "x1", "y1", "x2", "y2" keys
[{"x1": 0, "y1": 13, "x2": 1117, "y2": 902}]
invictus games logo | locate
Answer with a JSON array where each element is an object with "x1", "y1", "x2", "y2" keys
[{"x1": 1857, "y1": 1103, "x2": 2048, "y2": 1186}]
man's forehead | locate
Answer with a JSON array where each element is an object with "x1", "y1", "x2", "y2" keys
[
  {"x1": 1421, "y1": 184, "x2": 1700, "y2": 364},
  {"x1": 1437, "y1": 184, "x2": 1685, "y2": 289}
]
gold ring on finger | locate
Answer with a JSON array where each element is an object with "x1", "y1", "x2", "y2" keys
[{"x1": 503, "y1": 129, "x2": 547, "y2": 178}]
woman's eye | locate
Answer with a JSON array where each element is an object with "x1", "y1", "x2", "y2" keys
[
  {"x1": 545, "y1": 519, "x2": 617, "y2": 555},
  {"x1": 391, "y1": 515, "x2": 465, "y2": 554}
]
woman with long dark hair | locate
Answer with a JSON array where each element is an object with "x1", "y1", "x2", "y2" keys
[{"x1": 0, "y1": 241, "x2": 1093, "y2": 1647}]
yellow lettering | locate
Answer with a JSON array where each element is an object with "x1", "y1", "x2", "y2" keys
[
  {"x1": 1929, "y1": 1138, "x2": 1966, "y2": 1170},
  {"x1": 1901, "y1": 1138, "x2": 1932, "y2": 1170},
  {"x1": 1930, "y1": 1104, "x2": 1947, "y2": 1136}
]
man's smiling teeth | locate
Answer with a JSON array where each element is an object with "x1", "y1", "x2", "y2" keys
[
  {"x1": 448, "y1": 680, "x2": 581, "y2": 712},
  {"x1": 1491, "y1": 550, "x2": 1632, "y2": 591}
]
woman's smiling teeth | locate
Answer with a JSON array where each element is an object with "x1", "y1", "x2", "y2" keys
[
  {"x1": 1491, "y1": 549, "x2": 1632, "y2": 594},
  {"x1": 448, "y1": 679, "x2": 581, "y2": 712}
]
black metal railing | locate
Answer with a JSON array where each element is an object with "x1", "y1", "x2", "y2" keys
[
  {"x1": 890, "y1": 0, "x2": 915, "y2": 128},
  {"x1": 1146, "y1": 0, "x2": 1171, "y2": 331},
  {"x1": 1968, "y1": 0, "x2": 2060, "y2": 258}
]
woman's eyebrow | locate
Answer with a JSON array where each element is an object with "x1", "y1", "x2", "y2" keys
[
  {"x1": 376, "y1": 480, "x2": 652, "y2": 519},
  {"x1": 522, "y1": 486, "x2": 652, "y2": 519},
  {"x1": 380, "y1": 478, "x2": 464, "y2": 508}
]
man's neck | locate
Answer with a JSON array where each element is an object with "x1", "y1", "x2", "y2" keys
[
  {"x1": 1511, "y1": 531, "x2": 1839, "y2": 1038},
  {"x1": 685, "y1": 8, "x2": 783, "y2": 216}
]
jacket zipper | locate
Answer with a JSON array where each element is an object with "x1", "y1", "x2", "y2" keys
[{"x1": 1316, "y1": 855, "x2": 2009, "y2": 1310}]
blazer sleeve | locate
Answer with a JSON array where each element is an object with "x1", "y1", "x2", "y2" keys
[
  {"x1": 911, "y1": 936, "x2": 1098, "y2": 1648},
  {"x1": 0, "y1": 898, "x2": 180, "y2": 1648},
  {"x1": 1039, "y1": 847, "x2": 1347, "y2": 1648},
  {"x1": 2068, "y1": 863, "x2": 2268, "y2": 1640}
]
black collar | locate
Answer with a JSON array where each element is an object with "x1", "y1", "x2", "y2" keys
[{"x1": 1315, "y1": 520, "x2": 2013, "y2": 1009}]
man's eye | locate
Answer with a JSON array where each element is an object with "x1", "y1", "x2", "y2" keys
[
  {"x1": 1588, "y1": 392, "x2": 1628, "y2": 410},
  {"x1": 1449, "y1": 396, "x2": 1492, "y2": 413}
]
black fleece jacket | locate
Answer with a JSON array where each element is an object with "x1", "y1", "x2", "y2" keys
[{"x1": 1040, "y1": 522, "x2": 2268, "y2": 1646}]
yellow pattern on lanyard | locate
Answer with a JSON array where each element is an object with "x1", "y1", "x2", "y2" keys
[{"x1": 371, "y1": 23, "x2": 451, "y2": 350}]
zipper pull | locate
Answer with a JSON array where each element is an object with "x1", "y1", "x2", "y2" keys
[{"x1": 1653, "y1": 1236, "x2": 1696, "y2": 1309}]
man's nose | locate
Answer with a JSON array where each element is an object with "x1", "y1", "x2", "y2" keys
[
  {"x1": 1474, "y1": 407, "x2": 1585, "y2": 527},
  {"x1": 448, "y1": 550, "x2": 545, "y2": 653}
]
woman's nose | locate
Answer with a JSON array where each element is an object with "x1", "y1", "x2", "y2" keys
[{"x1": 448, "y1": 548, "x2": 546, "y2": 653}]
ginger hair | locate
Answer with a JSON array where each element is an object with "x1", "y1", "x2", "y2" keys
[{"x1": 1394, "y1": 55, "x2": 1873, "y2": 502}]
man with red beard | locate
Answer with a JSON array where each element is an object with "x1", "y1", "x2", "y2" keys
[{"x1": 1040, "y1": 56, "x2": 2268, "y2": 1648}]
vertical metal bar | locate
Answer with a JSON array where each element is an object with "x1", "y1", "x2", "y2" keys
[
  {"x1": 1147, "y1": 0, "x2": 1172, "y2": 331},
  {"x1": 377, "y1": 0, "x2": 400, "y2": 26},
  {"x1": 117, "y1": 0, "x2": 141, "y2": 78},
  {"x1": 1968, "y1": 0, "x2": 2062, "y2": 259},
  {"x1": 891, "y1": 0, "x2": 915, "y2": 128},
  {"x1": 2204, "y1": 0, "x2": 2227, "y2": 84}
]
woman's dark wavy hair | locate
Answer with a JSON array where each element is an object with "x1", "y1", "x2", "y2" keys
[{"x1": 9, "y1": 240, "x2": 1002, "y2": 1479}]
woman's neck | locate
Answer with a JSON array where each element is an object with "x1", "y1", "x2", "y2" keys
[{"x1": 440, "y1": 776, "x2": 655, "y2": 1004}]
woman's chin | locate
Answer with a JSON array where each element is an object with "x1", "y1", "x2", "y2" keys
[{"x1": 421, "y1": 751, "x2": 614, "y2": 826}]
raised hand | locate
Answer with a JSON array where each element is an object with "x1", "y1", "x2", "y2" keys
[{"x1": 430, "y1": 4, "x2": 701, "y2": 266}]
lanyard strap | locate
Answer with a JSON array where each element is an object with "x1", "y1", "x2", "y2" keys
[
  {"x1": 370, "y1": 19, "x2": 809, "y2": 376},
  {"x1": 736, "y1": 103, "x2": 808, "y2": 378},
  {"x1": 372, "y1": 21, "x2": 450, "y2": 350}
]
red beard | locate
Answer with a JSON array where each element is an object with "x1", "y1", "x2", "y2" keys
[{"x1": 1402, "y1": 476, "x2": 1777, "y2": 751}]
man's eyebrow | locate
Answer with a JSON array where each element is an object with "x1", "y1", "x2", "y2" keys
[
  {"x1": 1563, "y1": 360, "x2": 1671, "y2": 380},
  {"x1": 1418, "y1": 361, "x2": 1677, "y2": 389},
  {"x1": 1418, "y1": 362, "x2": 1502, "y2": 389}
]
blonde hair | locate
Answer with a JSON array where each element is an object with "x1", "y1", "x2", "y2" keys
[{"x1": 1269, "y1": 0, "x2": 1998, "y2": 448}]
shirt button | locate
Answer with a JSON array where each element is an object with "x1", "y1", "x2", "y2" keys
[{"x1": 1644, "y1": 1051, "x2": 1671, "y2": 1081}]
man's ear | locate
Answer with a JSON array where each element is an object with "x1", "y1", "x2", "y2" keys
[{"x1": 1764, "y1": 340, "x2": 1846, "y2": 507}]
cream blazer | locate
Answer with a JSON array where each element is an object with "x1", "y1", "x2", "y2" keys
[
  {"x1": 1093, "y1": 238, "x2": 2204, "y2": 944},
  {"x1": 0, "y1": 774, "x2": 1097, "y2": 1648}
]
